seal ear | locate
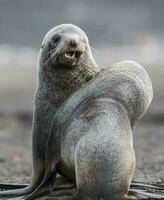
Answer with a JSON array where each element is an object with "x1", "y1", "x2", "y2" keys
[
  {"x1": 41, "y1": 39, "x2": 45, "y2": 49},
  {"x1": 41, "y1": 35, "x2": 47, "y2": 49},
  {"x1": 41, "y1": 43, "x2": 44, "y2": 49}
]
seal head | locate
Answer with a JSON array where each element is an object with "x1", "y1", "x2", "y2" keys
[{"x1": 41, "y1": 24, "x2": 92, "y2": 68}]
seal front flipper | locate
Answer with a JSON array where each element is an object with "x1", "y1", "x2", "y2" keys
[
  {"x1": 0, "y1": 157, "x2": 44, "y2": 198},
  {"x1": 0, "y1": 183, "x2": 28, "y2": 190},
  {"x1": 24, "y1": 114, "x2": 62, "y2": 200},
  {"x1": 24, "y1": 175, "x2": 74, "y2": 200}
]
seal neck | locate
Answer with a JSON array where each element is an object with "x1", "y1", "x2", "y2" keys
[{"x1": 37, "y1": 50, "x2": 100, "y2": 109}]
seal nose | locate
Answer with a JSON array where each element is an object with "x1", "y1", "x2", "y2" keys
[{"x1": 70, "y1": 39, "x2": 77, "y2": 48}]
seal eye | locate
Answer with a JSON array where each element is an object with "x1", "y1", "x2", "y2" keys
[{"x1": 51, "y1": 34, "x2": 61, "y2": 45}]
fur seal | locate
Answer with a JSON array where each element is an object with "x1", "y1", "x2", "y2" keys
[{"x1": 0, "y1": 24, "x2": 163, "y2": 199}]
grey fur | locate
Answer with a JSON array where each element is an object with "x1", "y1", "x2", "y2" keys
[{"x1": 0, "y1": 24, "x2": 157, "y2": 199}]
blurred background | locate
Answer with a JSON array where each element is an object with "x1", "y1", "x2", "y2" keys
[{"x1": 0, "y1": 0, "x2": 163, "y2": 184}]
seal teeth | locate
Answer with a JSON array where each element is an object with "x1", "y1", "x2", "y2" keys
[{"x1": 65, "y1": 51, "x2": 75, "y2": 58}]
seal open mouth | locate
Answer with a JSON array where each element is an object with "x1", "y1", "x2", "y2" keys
[
  {"x1": 56, "y1": 50, "x2": 83, "y2": 67},
  {"x1": 64, "y1": 51, "x2": 75, "y2": 59},
  {"x1": 64, "y1": 51, "x2": 82, "y2": 60}
]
